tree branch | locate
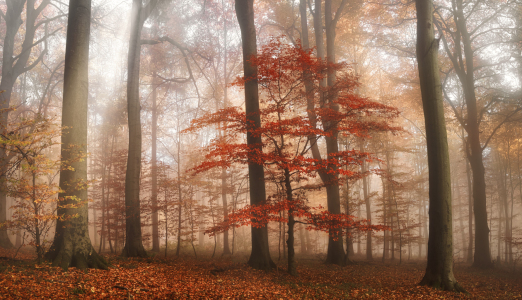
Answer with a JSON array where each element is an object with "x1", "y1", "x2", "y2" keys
[
  {"x1": 160, "y1": 36, "x2": 202, "y2": 116},
  {"x1": 35, "y1": 14, "x2": 66, "y2": 31},
  {"x1": 139, "y1": 0, "x2": 159, "y2": 26},
  {"x1": 12, "y1": 27, "x2": 62, "y2": 74},
  {"x1": 35, "y1": 0, "x2": 51, "y2": 17},
  {"x1": 140, "y1": 39, "x2": 162, "y2": 45},
  {"x1": 332, "y1": 0, "x2": 348, "y2": 28},
  {"x1": 441, "y1": 69, "x2": 467, "y2": 129},
  {"x1": 20, "y1": 49, "x2": 47, "y2": 75},
  {"x1": 482, "y1": 107, "x2": 522, "y2": 151},
  {"x1": 156, "y1": 74, "x2": 191, "y2": 84}
]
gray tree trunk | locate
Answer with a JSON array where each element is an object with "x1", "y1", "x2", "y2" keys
[
  {"x1": 465, "y1": 154, "x2": 473, "y2": 263},
  {"x1": 221, "y1": 21, "x2": 231, "y2": 255},
  {"x1": 323, "y1": 0, "x2": 348, "y2": 266},
  {"x1": 416, "y1": 0, "x2": 463, "y2": 291},
  {"x1": 122, "y1": 0, "x2": 157, "y2": 258},
  {"x1": 151, "y1": 72, "x2": 160, "y2": 252},
  {"x1": 45, "y1": 0, "x2": 107, "y2": 270},
  {"x1": 308, "y1": 0, "x2": 347, "y2": 266},
  {"x1": 235, "y1": 0, "x2": 275, "y2": 270},
  {"x1": 361, "y1": 139, "x2": 373, "y2": 261}
]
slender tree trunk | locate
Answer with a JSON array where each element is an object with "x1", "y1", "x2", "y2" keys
[
  {"x1": 497, "y1": 192, "x2": 502, "y2": 263},
  {"x1": 123, "y1": 0, "x2": 157, "y2": 258},
  {"x1": 45, "y1": 0, "x2": 107, "y2": 270},
  {"x1": 151, "y1": 72, "x2": 160, "y2": 252},
  {"x1": 284, "y1": 169, "x2": 297, "y2": 275},
  {"x1": 32, "y1": 172, "x2": 43, "y2": 262},
  {"x1": 393, "y1": 184, "x2": 402, "y2": 264},
  {"x1": 164, "y1": 186, "x2": 169, "y2": 257},
  {"x1": 382, "y1": 176, "x2": 388, "y2": 261},
  {"x1": 455, "y1": 168, "x2": 467, "y2": 261},
  {"x1": 391, "y1": 203, "x2": 395, "y2": 260},
  {"x1": 107, "y1": 136, "x2": 115, "y2": 254},
  {"x1": 235, "y1": 0, "x2": 275, "y2": 270},
  {"x1": 506, "y1": 142, "x2": 514, "y2": 264},
  {"x1": 466, "y1": 155, "x2": 474, "y2": 263},
  {"x1": 416, "y1": 0, "x2": 464, "y2": 291},
  {"x1": 443, "y1": 0, "x2": 492, "y2": 269},
  {"x1": 221, "y1": 17, "x2": 231, "y2": 256},
  {"x1": 361, "y1": 139, "x2": 373, "y2": 261},
  {"x1": 176, "y1": 130, "x2": 182, "y2": 257},
  {"x1": 98, "y1": 135, "x2": 108, "y2": 254},
  {"x1": 496, "y1": 150, "x2": 510, "y2": 263},
  {"x1": 417, "y1": 195, "x2": 422, "y2": 259},
  {"x1": 282, "y1": 209, "x2": 287, "y2": 259}
]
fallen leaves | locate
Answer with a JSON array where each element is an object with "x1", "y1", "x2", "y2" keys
[{"x1": 0, "y1": 247, "x2": 521, "y2": 299}]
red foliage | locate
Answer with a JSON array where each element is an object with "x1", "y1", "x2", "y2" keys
[
  {"x1": 204, "y1": 197, "x2": 387, "y2": 239},
  {"x1": 185, "y1": 37, "x2": 400, "y2": 244}
]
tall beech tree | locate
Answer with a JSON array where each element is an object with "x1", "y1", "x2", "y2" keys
[
  {"x1": 415, "y1": 0, "x2": 463, "y2": 291},
  {"x1": 45, "y1": 0, "x2": 107, "y2": 270},
  {"x1": 0, "y1": 0, "x2": 55, "y2": 249},
  {"x1": 123, "y1": 0, "x2": 158, "y2": 258},
  {"x1": 435, "y1": 0, "x2": 522, "y2": 269},
  {"x1": 235, "y1": 0, "x2": 275, "y2": 270},
  {"x1": 305, "y1": 0, "x2": 350, "y2": 265}
]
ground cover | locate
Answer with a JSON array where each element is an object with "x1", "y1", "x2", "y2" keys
[{"x1": 0, "y1": 249, "x2": 520, "y2": 299}]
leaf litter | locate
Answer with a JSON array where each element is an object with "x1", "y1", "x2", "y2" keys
[{"x1": 0, "y1": 248, "x2": 521, "y2": 299}]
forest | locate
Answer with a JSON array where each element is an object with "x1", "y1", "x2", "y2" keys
[{"x1": 0, "y1": 0, "x2": 522, "y2": 298}]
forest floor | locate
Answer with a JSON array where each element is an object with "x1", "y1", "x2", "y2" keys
[{"x1": 0, "y1": 248, "x2": 521, "y2": 299}]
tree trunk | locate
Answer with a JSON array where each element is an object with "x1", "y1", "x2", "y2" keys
[
  {"x1": 284, "y1": 169, "x2": 297, "y2": 275},
  {"x1": 176, "y1": 130, "x2": 183, "y2": 257},
  {"x1": 466, "y1": 155, "x2": 474, "y2": 264},
  {"x1": 442, "y1": 0, "x2": 492, "y2": 269},
  {"x1": 416, "y1": 0, "x2": 464, "y2": 291},
  {"x1": 0, "y1": 0, "x2": 50, "y2": 249},
  {"x1": 382, "y1": 176, "x2": 388, "y2": 261},
  {"x1": 235, "y1": 0, "x2": 275, "y2": 270},
  {"x1": 221, "y1": 18, "x2": 231, "y2": 256},
  {"x1": 122, "y1": 0, "x2": 155, "y2": 258},
  {"x1": 469, "y1": 135, "x2": 492, "y2": 269},
  {"x1": 361, "y1": 139, "x2": 373, "y2": 261},
  {"x1": 45, "y1": 0, "x2": 107, "y2": 270},
  {"x1": 455, "y1": 167, "x2": 467, "y2": 261},
  {"x1": 98, "y1": 135, "x2": 108, "y2": 254},
  {"x1": 151, "y1": 72, "x2": 160, "y2": 252},
  {"x1": 323, "y1": 0, "x2": 346, "y2": 266}
]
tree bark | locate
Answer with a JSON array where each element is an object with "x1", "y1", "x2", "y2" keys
[
  {"x1": 45, "y1": 0, "x2": 107, "y2": 270},
  {"x1": 361, "y1": 139, "x2": 373, "y2": 261},
  {"x1": 123, "y1": 0, "x2": 153, "y2": 258},
  {"x1": 151, "y1": 71, "x2": 160, "y2": 252},
  {"x1": 235, "y1": 0, "x2": 275, "y2": 270},
  {"x1": 323, "y1": 0, "x2": 347, "y2": 266},
  {"x1": 308, "y1": 0, "x2": 345, "y2": 265},
  {"x1": 416, "y1": 0, "x2": 464, "y2": 291},
  {"x1": 176, "y1": 128, "x2": 182, "y2": 257},
  {"x1": 221, "y1": 22, "x2": 231, "y2": 255}
]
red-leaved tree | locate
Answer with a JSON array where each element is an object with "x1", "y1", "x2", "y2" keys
[{"x1": 185, "y1": 38, "x2": 400, "y2": 275}]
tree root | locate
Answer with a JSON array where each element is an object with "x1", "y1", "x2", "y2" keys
[{"x1": 47, "y1": 246, "x2": 109, "y2": 271}]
